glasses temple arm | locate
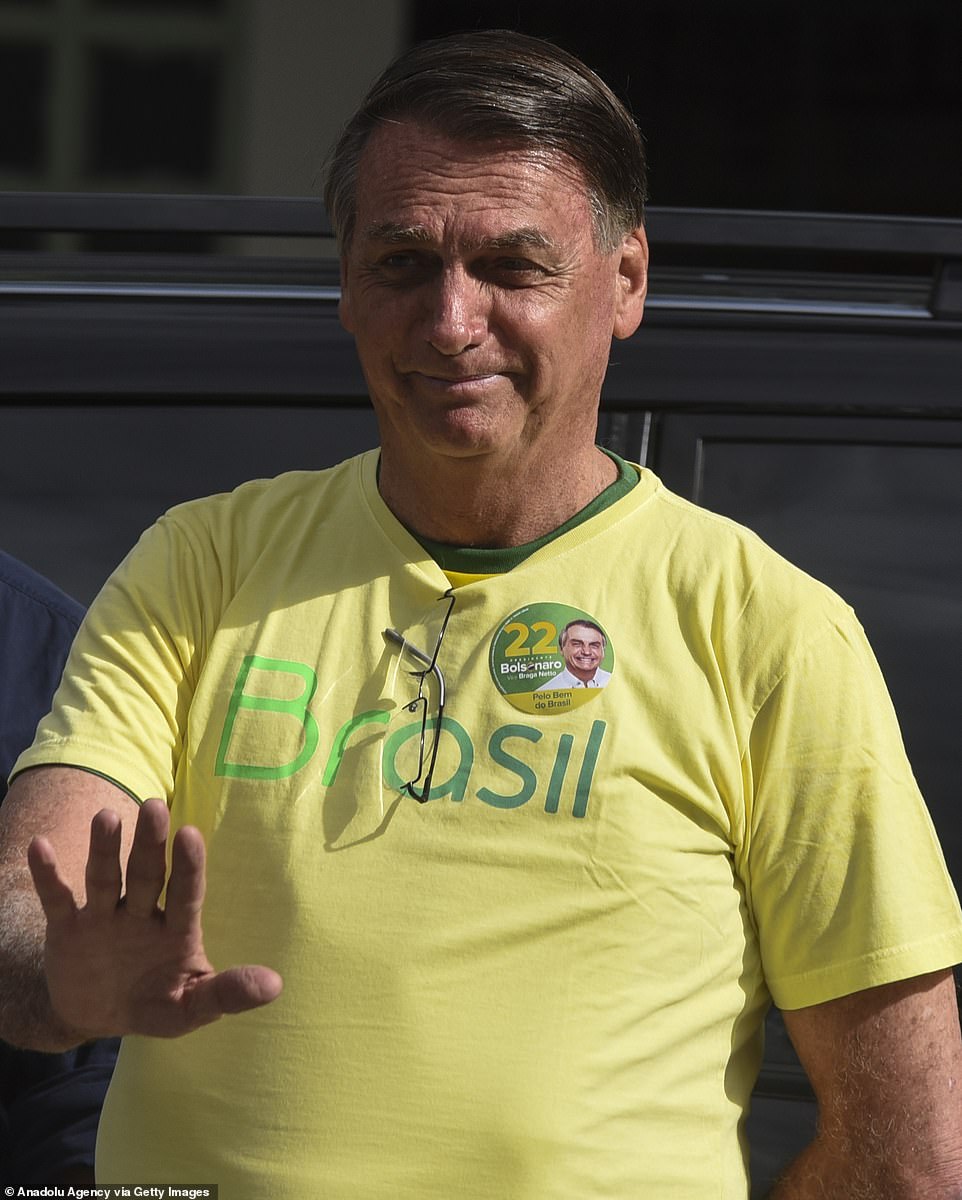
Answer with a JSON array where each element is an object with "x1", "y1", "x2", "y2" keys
[{"x1": 382, "y1": 628, "x2": 447, "y2": 709}]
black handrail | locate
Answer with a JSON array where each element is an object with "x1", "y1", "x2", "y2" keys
[{"x1": 3, "y1": 192, "x2": 962, "y2": 258}]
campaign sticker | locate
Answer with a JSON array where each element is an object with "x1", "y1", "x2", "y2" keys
[{"x1": 489, "y1": 603, "x2": 614, "y2": 715}]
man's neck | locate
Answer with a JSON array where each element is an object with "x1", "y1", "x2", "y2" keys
[{"x1": 378, "y1": 444, "x2": 618, "y2": 549}]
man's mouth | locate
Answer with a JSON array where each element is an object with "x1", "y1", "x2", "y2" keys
[
  {"x1": 409, "y1": 371, "x2": 506, "y2": 398},
  {"x1": 414, "y1": 370, "x2": 502, "y2": 383}
]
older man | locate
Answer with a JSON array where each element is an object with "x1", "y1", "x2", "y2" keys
[{"x1": 1, "y1": 30, "x2": 961, "y2": 1200}]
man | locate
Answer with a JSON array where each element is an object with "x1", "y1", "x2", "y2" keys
[
  {"x1": 1, "y1": 30, "x2": 961, "y2": 1200},
  {"x1": 537, "y1": 620, "x2": 611, "y2": 690},
  {"x1": 0, "y1": 551, "x2": 117, "y2": 1185}
]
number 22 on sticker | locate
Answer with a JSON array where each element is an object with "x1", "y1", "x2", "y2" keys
[{"x1": 503, "y1": 621, "x2": 558, "y2": 656}]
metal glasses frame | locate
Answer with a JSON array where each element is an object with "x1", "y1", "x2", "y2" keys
[{"x1": 382, "y1": 589, "x2": 456, "y2": 802}]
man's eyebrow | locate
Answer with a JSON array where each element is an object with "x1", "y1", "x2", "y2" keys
[
  {"x1": 475, "y1": 228, "x2": 555, "y2": 252},
  {"x1": 362, "y1": 222, "x2": 434, "y2": 245},
  {"x1": 360, "y1": 222, "x2": 556, "y2": 252}
]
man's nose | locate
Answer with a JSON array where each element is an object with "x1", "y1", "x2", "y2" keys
[{"x1": 425, "y1": 267, "x2": 488, "y2": 355}]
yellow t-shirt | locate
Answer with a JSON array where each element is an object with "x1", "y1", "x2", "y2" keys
[{"x1": 16, "y1": 451, "x2": 962, "y2": 1199}]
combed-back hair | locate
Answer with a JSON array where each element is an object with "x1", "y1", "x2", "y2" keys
[
  {"x1": 559, "y1": 620, "x2": 607, "y2": 648},
  {"x1": 323, "y1": 29, "x2": 647, "y2": 252}
]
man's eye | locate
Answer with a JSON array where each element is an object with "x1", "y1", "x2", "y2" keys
[
  {"x1": 379, "y1": 252, "x2": 421, "y2": 271},
  {"x1": 496, "y1": 258, "x2": 542, "y2": 274},
  {"x1": 369, "y1": 253, "x2": 435, "y2": 286},
  {"x1": 484, "y1": 258, "x2": 550, "y2": 285}
]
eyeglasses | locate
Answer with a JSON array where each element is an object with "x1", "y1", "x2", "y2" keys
[{"x1": 382, "y1": 589, "x2": 456, "y2": 802}]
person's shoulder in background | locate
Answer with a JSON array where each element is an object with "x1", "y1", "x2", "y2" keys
[
  {"x1": 0, "y1": 550, "x2": 117, "y2": 1187},
  {"x1": 0, "y1": 550, "x2": 85, "y2": 802}
]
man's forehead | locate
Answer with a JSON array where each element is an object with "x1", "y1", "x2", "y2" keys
[
  {"x1": 358, "y1": 118, "x2": 584, "y2": 177},
  {"x1": 352, "y1": 121, "x2": 595, "y2": 241},
  {"x1": 567, "y1": 625, "x2": 603, "y2": 640}
]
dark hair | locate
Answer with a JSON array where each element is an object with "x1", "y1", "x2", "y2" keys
[
  {"x1": 323, "y1": 29, "x2": 647, "y2": 251},
  {"x1": 559, "y1": 620, "x2": 607, "y2": 648}
]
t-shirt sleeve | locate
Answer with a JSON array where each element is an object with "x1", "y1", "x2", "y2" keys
[
  {"x1": 743, "y1": 607, "x2": 962, "y2": 1010},
  {"x1": 11, "y1": 512, "x2": 214, "y2": 804}
]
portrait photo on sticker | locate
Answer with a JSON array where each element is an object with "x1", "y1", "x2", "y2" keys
[{"x1": 489, "y1": 603, "x2": 614, "y2": 715}]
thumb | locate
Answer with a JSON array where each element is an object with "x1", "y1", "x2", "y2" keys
[{"x1": 182, "y1": 965, "x2": 283, "y2": 1028}]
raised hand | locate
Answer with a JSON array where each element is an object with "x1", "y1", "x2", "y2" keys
[{"x1": 27, "y1": 797, "x2": 282, "y2": 1042}]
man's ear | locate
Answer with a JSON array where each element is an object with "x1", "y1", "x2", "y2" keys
[
  {"x1": 612, "y1": 226, "x2": 648, "y2": 341},
  {"x1": 338, "y1": 258, "x2": 354, "y2": 334}
]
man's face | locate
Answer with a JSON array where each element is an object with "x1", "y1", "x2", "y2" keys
[
  {"x1": 339, "y1": 121, "x2": 646, "y2": 468},
  {"x1": 561, "y1": 624, "x2": 605, "y2": 682}
]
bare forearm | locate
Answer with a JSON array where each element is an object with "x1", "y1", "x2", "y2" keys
[
  {"x1": 0, "y1": 766, "x2": 137, "y2": 1049},
  {"x1": 0, "y1": 874, "x2": 86, "y2": 1051},
  {"x1": 777, "y1": 974, "x2": 962, "y2": 1200},
  {"x1": 769, "y1": 1136, "x2": 847, "y2": 1199},
  {"x1": 772, "y1": 1137, "x2": 962, "y2": 1199}
]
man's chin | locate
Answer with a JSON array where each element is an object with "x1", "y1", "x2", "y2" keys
[{"x1": 410, "y1": 407, "x2": 527, "y2": 460}]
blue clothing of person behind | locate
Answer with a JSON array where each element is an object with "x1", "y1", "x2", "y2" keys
[{"x1": 0, "y1": 550, "x2": 118, "y2": 1185}]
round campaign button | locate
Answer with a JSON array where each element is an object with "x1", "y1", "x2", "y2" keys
[{"x1": 489, "y1": 603, "x2": 614, "y2": 715}]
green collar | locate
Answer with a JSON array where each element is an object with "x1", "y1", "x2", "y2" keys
[{"x1": 411, "y1": 450, "x2": 639, "y2": 573}]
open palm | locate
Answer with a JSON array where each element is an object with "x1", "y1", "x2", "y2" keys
[{"x1": 27, "y1": 798, "x2": 282, "y2": 1042}]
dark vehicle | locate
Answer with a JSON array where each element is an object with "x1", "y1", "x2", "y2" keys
[{"x1": 2, "y1": 193, "x2": 961, "y2": 1196}]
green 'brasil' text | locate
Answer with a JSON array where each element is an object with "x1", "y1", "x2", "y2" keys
[{"x1": 214, "y1": 654, "x2": 604, "y2": 817}]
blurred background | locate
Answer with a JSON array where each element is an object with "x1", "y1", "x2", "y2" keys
[{"x1": 2, "y1": 0, "x2": 960, "y2": 227}]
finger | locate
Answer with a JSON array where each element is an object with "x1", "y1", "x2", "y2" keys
[
  {"x1": 181, "y1": 965, "x2": 284, "y2": 1030},
  {"x1": 27, "y1": 836, "x2": 78, "y2": 925},
  {"x1": 124, "y1": 798, "x2": 170, "y2": 918},
  {"x1": 213, "y1": 965, "x2": 284, "y2": 1014},
  {"x1": 84, "y1": 809, "x2": 123, "y2": 915},
  {"x1": 163, "y1": 824, "x2": 207, "y2": 937}
]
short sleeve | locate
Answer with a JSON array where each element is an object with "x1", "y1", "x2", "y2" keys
[
  {"x1": 11, "y1": 512, "x2": 216, "y2": 804},
  {"x1": 744, "y1": 610, "x2": 962, "y2": 1009}
]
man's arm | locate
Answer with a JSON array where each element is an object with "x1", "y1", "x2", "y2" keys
[
  {"x1": 772, "y1": 970, "x2": 962, "y2": 1199},
  {"x1": 0, "y1": 766, "x2": 132, "y2": 1050},
  {"x1": 0, "y1": 765, "x2": 282, "y2": 1052}
]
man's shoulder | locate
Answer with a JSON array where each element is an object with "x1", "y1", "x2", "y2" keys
[
  {"x1": 162, "y1": 451, "x2": 375, "y2": 537},
  {"x1": 637, "y1": 482, "x2": 858, "y2": 675},
  {"x1": 645, "y1": 483, "x2": 779, "y2": 557},
  {"x1": 647, "y1": 483, "x2": 845, "y2": 606},
  {"x1": 113, "y1": 451, "x2": 382, "y2": 595}
]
